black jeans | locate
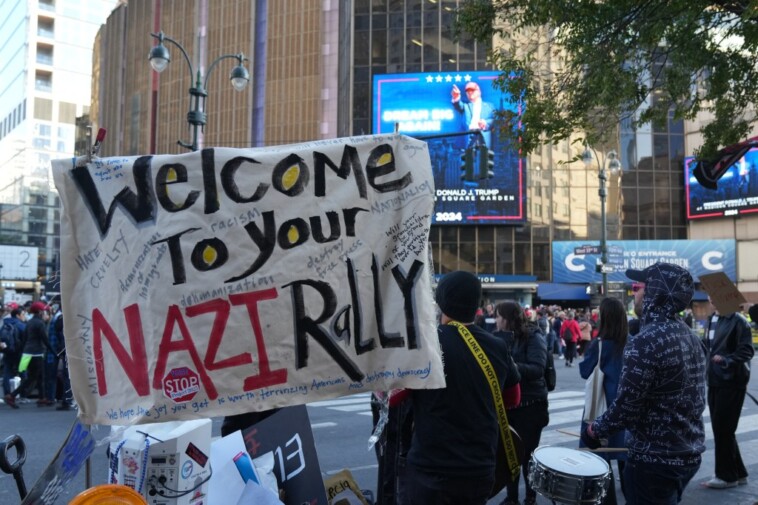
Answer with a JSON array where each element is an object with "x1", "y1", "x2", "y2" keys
[
  {"x1": 623, "y1": 460, "x2": 698, "y2": 504},
  {"x1": 401, "y1": 465, "x2": 493, "y2": 505},
  {"x1": 12, "y1": 355, "x2": 45, "y2": 399},
  {"x1": 505, "y1": 400, "x2": 550, "y2": 503},
  {"x1": 564, "y1": 341, "x2": 577, "y2": 364},
  {"x1": 708, "y1": 385, "x2": 748, "y2": 482}
]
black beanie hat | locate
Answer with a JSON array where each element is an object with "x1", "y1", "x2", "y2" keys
[{"x1": 435, "y1": 271, "x2": 481, "y2": 322}]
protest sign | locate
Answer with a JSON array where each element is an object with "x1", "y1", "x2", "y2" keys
[
  {"x1": 242, "y1": 405, "x2": 327, "y2": 505},
  {"x1": 52, "y1": 134, "x2": 444, "y2": 425},
  {"x1": 698, "y1": 271, "x2": 746, "y2": 316}
]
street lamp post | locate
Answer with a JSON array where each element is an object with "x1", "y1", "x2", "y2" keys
[
  {"x1": 148, "y1": 31, "x2": 250, "y2": 151},
  {"x1": 583, "y1": 146, "x2": 621, "y2": 297}
]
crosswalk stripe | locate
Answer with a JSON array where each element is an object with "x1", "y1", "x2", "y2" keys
[
  {"x1": 545, "y1": 398, "x2": 586, "y2": 410},
  {"x1": 309, "y1": 397, "x2": 373, "y2": 408},
  {"x1": 548, "y1": 391, "x2": 586, "y2": 400},
  {"x1": 331, "y1": 404, "x2": 371, "y2": 412},
  {"x1": 307, "y1": 390, "x2": 758, "y2": 444}
]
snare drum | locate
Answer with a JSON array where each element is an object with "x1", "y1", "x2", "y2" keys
[{"x1": 527, "y1": 446, "x2": 611, "y2": 505}]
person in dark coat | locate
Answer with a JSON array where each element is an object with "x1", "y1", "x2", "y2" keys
[
  {"x1": 699, "y1": 296, "x2": 754, "y2": 489},
  {"x1": 582, "y1": 262, "x2": 707, "y2": 505},
  {"x1": 494, "y1": 300, "x2": 548, "y2": 505},
  {"x1": 579, "y1": 297, "x2": 629, "y2": 504},
  {"x1": 1, "y1": 306, "x2": 26, "y2": 396},
  {"x1": 4, "y1": 301, "x2": 54, "y2": 408},
  {"x1": 402, "y1": 271, "x2": 519, "y2": 505}
]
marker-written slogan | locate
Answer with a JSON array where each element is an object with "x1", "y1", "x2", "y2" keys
[{"x1": 52, "y1": 134, "x2": 445, "y2": 425}]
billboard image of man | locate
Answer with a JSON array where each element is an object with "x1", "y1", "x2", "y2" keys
[{"x1": 452, "y1": 82, "x2": 496, "y2": 148}]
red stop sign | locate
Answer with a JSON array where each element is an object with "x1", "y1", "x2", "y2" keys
[{"x1": 163, "y1": 367, "x2": 200, "y2": 403}]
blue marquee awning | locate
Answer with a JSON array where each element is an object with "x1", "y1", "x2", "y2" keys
[{"x1": 536, "y1": 283, "x2": 590, "y2": 301}]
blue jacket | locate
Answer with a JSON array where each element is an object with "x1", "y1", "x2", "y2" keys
[
  {"x1": 591, "y1": 263, "x2": 707, "y2": 466},
  {"x1": 578, "y1": 338, "x2": 627, "y2": 460}
]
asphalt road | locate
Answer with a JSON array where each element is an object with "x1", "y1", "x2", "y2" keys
[{"x1": 1, "y1": 354, "x2": 757, "y2": 504}]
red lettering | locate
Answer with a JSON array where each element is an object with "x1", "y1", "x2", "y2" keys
[
  {"x1": 152, "y1": 305, "x2": 219, "y2": 400},
  {"x1": 92, "y1": 305, "x2": 149, "y2": 396},
  {"x1": 230, "y1": 288, "x2": 288, "y2": 390},
  {"x1": 185, "y1": 298, "x2": 252, "y2": 370}
]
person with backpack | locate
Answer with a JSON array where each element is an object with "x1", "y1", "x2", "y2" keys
[
  {"x1": 1, "y1": 306, "x2": 27, "y2": 397},
  {"x1": 561, "y1": 311, "x2": 581, "y2": 367},
  {"x1": 4, "y1": 301, "x2": 54, "y2": 408}
]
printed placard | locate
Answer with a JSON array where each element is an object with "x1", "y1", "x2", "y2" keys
[{"x1": 52, "y1": 134, "x2": 444, "y2": 425}]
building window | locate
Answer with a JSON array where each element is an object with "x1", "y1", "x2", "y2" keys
[
  {"x1": 33, "y1": 137, "x2": 51, "y2": 149},
  {"x1": 38, "y1": 18, "x2": 54, "y2": 38},
  {"x1": 35, "y1": 71, "x2": 52, "y2": 92},
  {"x1": 36, "y1": 45, "x2": 53, "y2": 65},
  {"x1": 59, "y1": 102, "x2": 76, "y2": 124},
  {"x1": 39, "y1": 0, "x2": 55, "y2": 12},
  {"x1": 34, "y1": 98, "x2": 53, "y2": 120}
]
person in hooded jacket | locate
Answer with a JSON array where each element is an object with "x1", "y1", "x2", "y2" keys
[
  {"x1": 494, "y1": 300, "x2": 548, "y2": 505},
  {"x1": 582, "y1": 262, "x2": 707, "y2": 505}
]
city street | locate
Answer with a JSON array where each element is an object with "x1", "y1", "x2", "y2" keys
[{"x1": 1, "y1": 354, "x2": 757, "y2": 504}]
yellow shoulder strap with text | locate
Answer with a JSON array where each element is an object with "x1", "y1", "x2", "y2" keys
[{"x1": 448, "y1": 321, "x2": 520, "y2": 481}]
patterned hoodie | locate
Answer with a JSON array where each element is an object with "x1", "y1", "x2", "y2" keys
[{"x1": 592, "y1": 262, "x2": 707, "y2": 466}]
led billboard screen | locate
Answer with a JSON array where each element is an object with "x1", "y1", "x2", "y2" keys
[
  {"x1": 372, "y1": 71, "x2": 525, "y2": 225},
  {"x1": 685, "y1": 149, "x2": 758, "y2": 219}
]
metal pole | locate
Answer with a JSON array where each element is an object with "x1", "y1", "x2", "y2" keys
[{"x1": 599, "y1": 162, "x2": 608, "y2": 296}]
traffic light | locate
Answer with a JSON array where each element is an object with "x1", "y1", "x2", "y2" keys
[
  {"x1": 460, "y1": 148, "x2": 475, "y2": 182},
  {"x1": 478, "y1": 146, "x2": 494, "y2": 179}
]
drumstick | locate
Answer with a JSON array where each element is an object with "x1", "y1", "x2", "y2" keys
[{"x1": 553, "y1": 429, "x2": 628, "y2": 452}]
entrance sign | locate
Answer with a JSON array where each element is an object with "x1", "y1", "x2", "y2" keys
[{"x1": 52, "y1": 134, "x2": 444, "y2": 425}]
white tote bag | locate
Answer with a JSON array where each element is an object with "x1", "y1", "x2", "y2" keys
[{"x1": 583, "y1": 340, "x2": 607, "y2": 423}]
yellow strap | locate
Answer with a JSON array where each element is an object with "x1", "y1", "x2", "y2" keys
[{"x1": 448, "y1": 321, "x2": 520, "y2": 480}]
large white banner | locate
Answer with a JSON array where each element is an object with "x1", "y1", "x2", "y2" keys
[{"x1": 53, "y1": 134, "x2": 444, "y2": 425}]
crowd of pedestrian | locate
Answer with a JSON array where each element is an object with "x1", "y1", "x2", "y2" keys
[{"x1": 1, "y1": 296, "x2": 72, "y2": 411}]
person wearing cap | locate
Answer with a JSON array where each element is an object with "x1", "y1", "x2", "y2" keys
[
  {"x1": 581, "y1": 262, "x2": 707, "y2": 504},
  {"x1": 402, "y1": 271, "x2": 520, "y2": 505},
  {"x1": 4, "y1": 301, "x2": 54, "y2": 408},
  {"x1": 1, "y1": 306, "x2": 26, "y2": 397},
  {"x1": 451, "y1": 82, "x2": 497, "y2": 148},
  {"x1": 699, "y1": 295, "x2": 753, "y2": 489}
]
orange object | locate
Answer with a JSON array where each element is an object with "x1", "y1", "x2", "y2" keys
[{"x1": 68, "y1": 484, "x2": 147, "y2": 504}]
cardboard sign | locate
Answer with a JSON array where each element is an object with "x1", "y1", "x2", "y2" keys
[
  {"x1": 699, "y1": 271, "x2": 746, "y2": 316},
  {"x1": 52, "y1": 134, "x2": 445, "y2": 425},
  {"x1": 242, "y1": 405, "x2": 327, "y2": 505}
]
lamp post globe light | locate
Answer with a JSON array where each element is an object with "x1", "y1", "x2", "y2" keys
[
  {"x1": 148, "y1": 31, "x2": 250, "y2": 151},
  {"x1": 582, "y1": 145, "x2": 621, "y2": 297}
]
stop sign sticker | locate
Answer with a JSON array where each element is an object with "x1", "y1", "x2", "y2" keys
[{"x1": 163, "y1": 367, "x2": 201, "y2": 403}]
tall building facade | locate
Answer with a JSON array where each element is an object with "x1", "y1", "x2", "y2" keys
[
  {"x1": 89, "y1": 0, "x2": 757, "y2": 303},
  {"x1": 0, "y1": 0, "x2": 120, "y2": 297}
]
